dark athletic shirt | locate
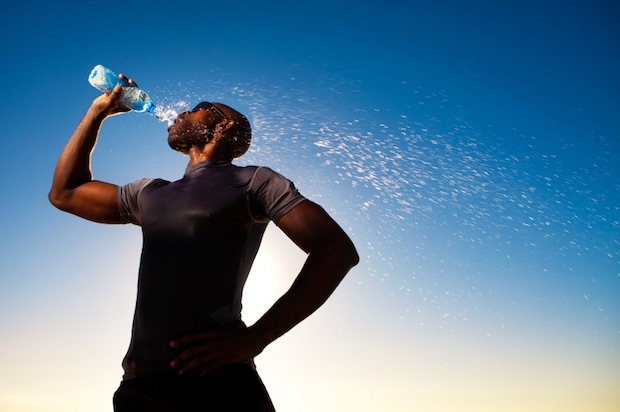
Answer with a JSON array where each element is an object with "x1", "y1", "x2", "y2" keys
[{"x1": 117, "y1": 160, "x2": 306, "y2": 379}]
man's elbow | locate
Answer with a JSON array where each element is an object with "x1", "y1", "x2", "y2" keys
[
  {"x1": 48, "y1": 189, "x2": 61, "y2": 208},
  {"x1": 346, "y1": 243, "x2": 360, "y2": 268},
  {"x1": 48, "y1": 189, "x2": 71, "y2": 212},
  {"x1": 314, "y1": 234, "x2": 359, "y2": 269},
  {"x1": 336, "y1": 236, "x2": 359, "y2": 269}
]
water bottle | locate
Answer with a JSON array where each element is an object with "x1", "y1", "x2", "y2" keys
[{"x1": 88, "y1": 65, "x2": 156, "y2": 114}]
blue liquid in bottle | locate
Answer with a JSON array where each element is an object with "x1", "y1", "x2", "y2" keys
[{"x1": 88, "y1": 65, "x2": 156, "y2": 114}]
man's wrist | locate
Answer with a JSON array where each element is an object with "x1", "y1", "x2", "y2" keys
[
  {"x1": 247, "y1": 324, "x2": 273, "y2": 352},
  {"x1": 85, "y1": 103, "x2": 110, "y2": 123}
]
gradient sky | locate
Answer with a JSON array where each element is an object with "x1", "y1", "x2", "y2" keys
[{"x1": 1, "y1": 1, "x2": 618, "y2": 411}]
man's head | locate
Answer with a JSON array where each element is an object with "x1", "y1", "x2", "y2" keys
[{"x1": 167, "y1": 102, "x2": 251, "y2": 159}]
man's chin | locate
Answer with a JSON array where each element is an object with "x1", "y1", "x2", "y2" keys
[{"x1": 167, "y1": 134, "x2": 189, "y2": 154}]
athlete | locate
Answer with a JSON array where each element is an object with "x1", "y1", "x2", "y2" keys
[{"x1": 49, "y1": 74, "x2": 359, "y2": 411}]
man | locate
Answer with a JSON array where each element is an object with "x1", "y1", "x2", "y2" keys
[{"x1": 49, "y1": 74, "x2": 359, "y2": 411}]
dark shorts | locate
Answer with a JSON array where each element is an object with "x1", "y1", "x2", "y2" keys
[{"x1": 113, "y1": 364, "x2": 276, "y2": 412}]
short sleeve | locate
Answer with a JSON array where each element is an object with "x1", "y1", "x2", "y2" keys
[
  {"x1": 248, "y1": 167, "x2": 306, "y2": 224},
  {"x1": 117, "y1": 178, "x2": 156, "y2": 225}
]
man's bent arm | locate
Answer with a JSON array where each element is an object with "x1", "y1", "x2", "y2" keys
[
  {"x1": 49, "y1": 85, "x2": 129, "y2": 223},
  {"x1": 169, "y1": 200, "x2": 359, "y2": 376},
  {"x1": 250, "y1": 200, "x2": 359, "y2": 347}
]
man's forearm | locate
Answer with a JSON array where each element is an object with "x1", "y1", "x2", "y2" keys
[
  {"x1": 49, "y1": 106, "x2": 106, "y2": 205},
  {"x1": 249, "y1": 241, "x2": 358, "y2": 350}
]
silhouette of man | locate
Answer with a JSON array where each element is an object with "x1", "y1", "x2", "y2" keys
[{"x1": 49, "y1": 74, "x2": 359, "y2": 411}]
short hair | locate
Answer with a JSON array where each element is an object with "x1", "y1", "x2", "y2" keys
[{"x1": 227, "y1": 110, "x2": 251, "y2": 158}]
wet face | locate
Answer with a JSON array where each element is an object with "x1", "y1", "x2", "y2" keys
[
  {"x1": 167, "y1": 102, "x2": 252, "y2": 158},
  {"x1": 167, "y1": 103, "x2": 224, "y2": 154}
]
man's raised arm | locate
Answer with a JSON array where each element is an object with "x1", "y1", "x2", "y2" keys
[{"x1": 49, "y1": 83, "x2": 131, "y2": 224}]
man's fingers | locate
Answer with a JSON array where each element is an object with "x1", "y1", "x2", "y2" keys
[
  {"x1": 168, "y1": 328, "x2": 251, "y2": 376},
  {"x1": 108, "y1": 84, "x2": 122, "y2": 98},
  {"x1": 118, "y1": 73, "x2": 138, "y2": 87},
  {"x1": 171, "y1": 344, "x2": 207, "y2": 367},
  {"x1": 169, "y1": 331, "x2": 219, "y2": 370},
  {"x1": 110, "y1": 84, "x2": 134, "y2": 113},
  {"x1": 178, "y1": 352, "x2": 216, "y2": 374},
  {"x1": 173, "y1": 349, "x2": 227, "y2": 376}
]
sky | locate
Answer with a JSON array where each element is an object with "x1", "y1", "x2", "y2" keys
[{"x1": 0, "y1": 1, "x2": 618, "y2": 411}]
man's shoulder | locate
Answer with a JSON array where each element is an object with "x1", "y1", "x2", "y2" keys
[
  {"x1": 124, "y1": 177, "x2": 167, "y2": 190},
  {"x1": 242, "y1": 165, "x2": 289, "y2": 178},
  {"x1": 243, "y1": 165, "x2": 292, "y2": 186},
  {"x1": 230, "y1": 164, "x2": 285, "y2": 181},
  {"x1": 119, "y1": 178, "x2": 172, "y2": 200}
]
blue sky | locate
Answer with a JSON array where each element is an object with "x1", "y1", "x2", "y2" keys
[{"x1": 1, "y1": 1, "x2": 618, "y2": 411}]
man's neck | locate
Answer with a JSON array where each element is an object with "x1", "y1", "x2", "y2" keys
[{"x1": 187, "y1": 144, "x2": 231, "y2": 167}]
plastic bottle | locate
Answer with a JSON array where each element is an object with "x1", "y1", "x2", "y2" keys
[{"x1": 88, "y1": 65, "x2": 156, "y2": 114}]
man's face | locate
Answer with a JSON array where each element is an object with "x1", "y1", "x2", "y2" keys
[{"x1": 167, "y1": 103, "x2": 225, "y2": 153}]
